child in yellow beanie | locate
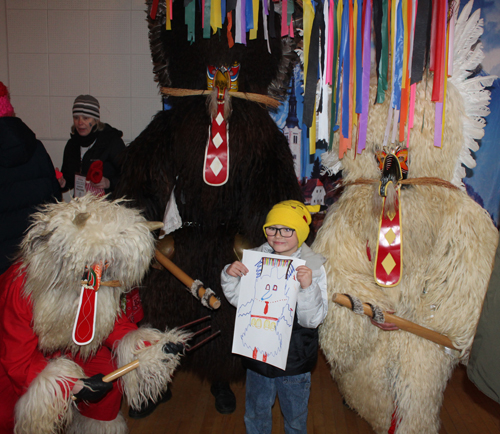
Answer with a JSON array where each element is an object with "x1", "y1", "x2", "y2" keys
[{"x1": 221, "y1": 200, "x2": 327, "y2": 434}]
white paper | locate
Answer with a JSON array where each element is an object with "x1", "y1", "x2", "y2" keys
[
  {"x1": 232, "y1": 250, "x2": 305, "y2": 370},
  {"x1": 160, "y1": 187, "x2": 182, "y2": 238},
  {"x1": 74, "y1": 174, "x2": 86, "y2": 198}
]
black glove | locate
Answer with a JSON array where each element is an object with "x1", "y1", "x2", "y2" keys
[
  {"x1": 162, "y1": 342, "x2": 185, "y2": 356},
  {"x1": 73, "y1": 373, "x2": 113, "y2": 402}
]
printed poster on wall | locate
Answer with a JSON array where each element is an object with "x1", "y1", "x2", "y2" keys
[{"x1": 232, "y1": 249, "x2": 305, "y2": 370}]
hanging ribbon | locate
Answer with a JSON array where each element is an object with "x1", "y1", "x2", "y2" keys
[
  {"x1": 211, "y1": 0, "x2": 223, "y2": 34},
  {"x1": 391, "y1": 0, "x2": 404, "y2": 112},
  {"x1": 185, "y1": 0, "x2": 196, "y2": 43},
  {"x1": 434, "y1": 0, "x2": 448, "y2": 147},
  {"x1": 166, "y1": 0, "x2": 172, "y2": 30},
  {"x1": 429, "y1": 0, "x2": 438, "y2": 71},
  {"x1": 411, "y1": 0, "x2": 431, "y2": 84},
  {"x1": 358, "y1": 0, "x2": 372, "y2": 153},
  {"x1": 227, "y1": 11, "x2": 235, "y2": 47},
  {"x1": 374, "y1": 0, "x2": 389, "y2": 104},
  {"x1": 335, "y1": 0, "x2": 349, "y2": 157},
  {"x1": 328, "y1": 0, "x2": 339, "y2": 151},
  {"x1": 288, "y1": 0, "x2": 295, "y2": 36},
  {"x1": 235, "y1": 0, "x2": 245, "y2": 44},
  {"x1": 318, "y1": 0, "x2": 331, "y2": 145},
  {"x1": 326, "y1": 0, "x2": 334, "y2": 86},
  {"x1": 282, "y1": 0, "x2": 288, "y2": 37},
  {"x1": 303, "y1": 0, "x2": 322, "y2": 129},
  {"x1": 250, "y1": 0, "x2": 260, "y2": 39},
  {"x1": 263, "y1": 5, "x2": 271, "y2": 52},
  {"x1": 355, "y1": 0, "x2": 363, "y2": 115},
  {"x1": 246, "y1": 0, "x2": 254, "y2": 32},
  {"x1": 398, "y1": 0, "x2": 411, "y2": 143},
  {"x1": 431, "y1": 0, "x2": 446, "y2": 102},
  {"x1": 337, "y1": 0, "x2": 349, "y2": 135},
  {"x1": 150, "y1": 0, "x2": 160, "y2": 19},
  {"x1": 203, "y1": 0, "x2": 211, "y2": 38}
]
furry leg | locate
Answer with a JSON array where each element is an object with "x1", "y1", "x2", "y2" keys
[
  {"x1": 115, "y1": 327, "x2": 191, "y2": 410},
  {"x1": 14, "y1": 357, "x2": 84, "y2": 434},
  {"x1": 335, "y1": 343, "x2": 394, "y2": 434},
  {"x1": 393, "y1": 336, "x2": 457, "y2": 434},
  {"x1": 67, "y1": 410, "x2": 128, "y2": 434}
]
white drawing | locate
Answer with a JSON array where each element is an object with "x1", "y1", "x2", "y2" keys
[{"x1": 232, "y1": 250, "x2": 305, "y2": 370}]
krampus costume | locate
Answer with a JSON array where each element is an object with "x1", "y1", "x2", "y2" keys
[
  {"x1": 312, "y1": 3, "x2": 498, "y2": 434},
  {"x1": 114, "y1": 0, "x2": 302, "y2": 412},
  {"x1": 0, "y1": 195, "x2": 191, "y2": 434}
]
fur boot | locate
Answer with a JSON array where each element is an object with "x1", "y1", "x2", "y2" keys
[{"x1": 66, "y1": 410, "x2": 128, "y2": 434}]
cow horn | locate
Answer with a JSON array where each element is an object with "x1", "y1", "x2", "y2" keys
[
  {"x1": 73, "y1": 212, "x2": 91, "y2": 228},
  {"x1": 144, "y1": 221, "x2": 164, "y2": 231}
]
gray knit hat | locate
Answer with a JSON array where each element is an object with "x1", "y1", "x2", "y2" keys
[{"x1": 72, "y1": 95, "x2": 100, "y2": 119}]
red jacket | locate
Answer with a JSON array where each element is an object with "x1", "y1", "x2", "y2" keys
[{"x1": 0, "y1": 263, "x2": 138, "y2": 433}]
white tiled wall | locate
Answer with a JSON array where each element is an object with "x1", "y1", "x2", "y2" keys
[{"x1": 0, "y1": 0, "x2": 162, "y2": 173}]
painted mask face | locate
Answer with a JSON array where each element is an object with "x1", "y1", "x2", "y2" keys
[
  {"x1": 73, "y1": 115, "x2": 97, "y2": 137},
  {"x1": 206, "y1": 63, "x2": 240, "y2": 95},
  {"x1": 375, "y1": 147, "x2": 409, "y2": 176},
  {"x1": 375, "y1": 147, "x2": 409, "y2": 197}
]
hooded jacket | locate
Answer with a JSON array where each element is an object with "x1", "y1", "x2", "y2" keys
[
  {"x1": 0, "y1": 116, "x2": 61, "y2": 275},
  {"x1": 61, "y1": 123, "x2": 125, "y2": 193}
]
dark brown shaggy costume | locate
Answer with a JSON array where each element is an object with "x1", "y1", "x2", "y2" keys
[{"x1": 114, "y1": 0, "x2": 303, "y2": 383}]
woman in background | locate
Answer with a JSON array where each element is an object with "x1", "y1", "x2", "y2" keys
[{"x1": 59, "y1": 95, "x2": 125, "y2": 195}]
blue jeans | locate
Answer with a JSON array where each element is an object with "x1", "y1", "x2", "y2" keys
[{"x1": 244, "y1": 369, "x2": 311, "y2": 434}]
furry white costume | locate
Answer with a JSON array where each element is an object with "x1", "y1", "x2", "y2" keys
[
  {"x1": 313, "y1": 4, "x2": 498, "y2": 434},
  {"x1": 0, "y1": 195, "x2": 190, "y2": 434}
]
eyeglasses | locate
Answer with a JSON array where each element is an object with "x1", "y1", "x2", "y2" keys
[{"x1": 265, "y1": 227, "x2": 295, "y2": 238}]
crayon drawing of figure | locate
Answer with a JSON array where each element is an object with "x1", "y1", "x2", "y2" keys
[{"x1": 237, "y1": 257, "x2": 296, "y2": 363}]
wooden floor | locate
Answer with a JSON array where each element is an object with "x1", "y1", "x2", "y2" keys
[{"x1": 123, "y1": 352, "x2": 500, "y2": 434}]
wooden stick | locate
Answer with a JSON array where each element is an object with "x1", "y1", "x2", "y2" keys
[
  {"x1": 154, "y1": 250, "x2": 221, "y2": 309},
  {"x1": 160, "y1": 87, "x2": 281, "y2": 108},
  {"x1": 102, "y1": 360, "x2": 139, "y2": 382},
  {"x1": 81, "y1": 280, "x2": 121, "y2": 287},
  {"x1": 332, "y1": 293, "x2": 457, "y2": 350}
]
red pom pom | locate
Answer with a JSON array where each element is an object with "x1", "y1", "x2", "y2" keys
[
  {"x1": 0, "y1": 82, "x2": 8, "y2": 98},
  {"x1": 86, "y1": 160, "x2": 103, "y2": 183}
]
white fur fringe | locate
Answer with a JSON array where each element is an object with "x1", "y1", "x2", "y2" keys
[
  {"x1": 115, "y1": 327, "x2": 191, "y2": 410},
  {"x1": 14, "y1": 357, "x2": 84, "y2": 434}
]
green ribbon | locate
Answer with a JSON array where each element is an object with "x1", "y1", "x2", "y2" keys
[
  {"x1": 185, "y1": 0, "x2": 196, "y2": 43},
  {"x1": 204, "y1": 0, "x2": 211, "y2": 38},
  {"x1": 376, "y1": 0, "x2": 389, "y2": 104}
]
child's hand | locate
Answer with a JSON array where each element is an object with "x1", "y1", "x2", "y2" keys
[
  {"x1": 296, "y1": 265, "x2": 312, "y2": 289},
  {"x1": 227, "y1": 261, "x2": 249, "y2": 278}
]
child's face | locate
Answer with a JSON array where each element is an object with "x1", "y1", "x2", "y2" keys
[{"x1": 266, "y1": 225, "x2": 299, "y2": 256}]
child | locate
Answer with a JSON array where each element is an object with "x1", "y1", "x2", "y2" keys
[{"x1": 221, "y1": 200, "x2": 328, "y2": 434}]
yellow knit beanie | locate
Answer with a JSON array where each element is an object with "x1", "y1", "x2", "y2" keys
[{"x1": 263, "y1": 200, "x2": 320, "y2": 247}]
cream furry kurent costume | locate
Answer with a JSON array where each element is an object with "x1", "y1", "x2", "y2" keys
[
  {"x1": 308, "y1": 0, "x2": 498, "y2": 434},
  {"x1": 0, "y1": 195, "x2": 192, "y2": 434}
]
